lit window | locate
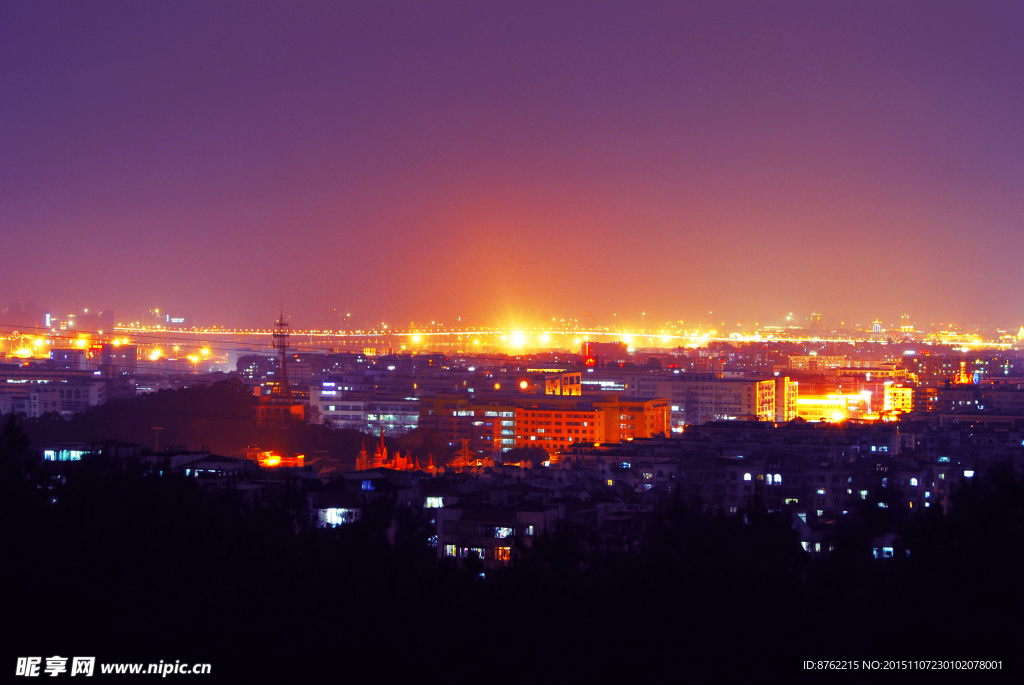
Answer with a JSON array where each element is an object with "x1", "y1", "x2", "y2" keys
[
  {"x1": 743, "y1": 473, "x2": 751, "y2": 481},
  {"x1": 910, "y1": 478, "x2": 918, "y2": 486}
]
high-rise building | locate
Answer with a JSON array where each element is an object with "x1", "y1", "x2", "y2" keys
[{"x1": 775, "y1": 376, "x2": 799, "y2": 422}]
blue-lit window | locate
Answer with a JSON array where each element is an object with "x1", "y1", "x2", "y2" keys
[{"x1": 362, "y1": 480, "x2": 374, "y2": 491}]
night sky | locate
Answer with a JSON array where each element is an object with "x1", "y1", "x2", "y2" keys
[{"x1": 2, "y1": 1, "x2": 1022, "y2": 330}]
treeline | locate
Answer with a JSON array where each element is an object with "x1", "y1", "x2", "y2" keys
[
  {"x1": 16, "y1": 378, "x2": 453, "y2": 465},
  {"x1": 2, "y1": 416, "x2": 1021, "y2": 682}
]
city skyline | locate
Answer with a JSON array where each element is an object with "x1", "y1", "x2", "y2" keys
[
  {"x1": 5, "y1": 3, "x2": 1023, "y2": 678},
  {"x1": 3, "y1": 299, "x2": 1024, "y2": 336},
  {"x1": 3, "y1": 1, "x2": 1023, "y2": 328},
  {"x1": 2, "y1": 302, "x2": 1023, "y2": 333}
]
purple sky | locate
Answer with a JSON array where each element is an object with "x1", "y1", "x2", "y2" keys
[{"x1": 2, "y1": 1, "x2": 1022, "y2": 330}]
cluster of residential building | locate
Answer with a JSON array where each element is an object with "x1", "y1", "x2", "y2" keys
[
  {"x1": 10, "y1": 339, "x2": 1024, "y2": 449},
  {"x1": 37, "y1": 409, "x2": 1020, "y2": 569}
]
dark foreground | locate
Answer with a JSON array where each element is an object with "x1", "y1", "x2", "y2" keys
[{"x1": 3, "y1": 418, "x2": 1021, "y2": 683}]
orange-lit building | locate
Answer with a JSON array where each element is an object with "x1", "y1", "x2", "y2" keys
[
  {"x1": 514, "y1": 403, "x2": 600, "y2": 452},
  {"x1": 775, "y1": 376, "x2": 799, "y2": 422},
  {"x1": 544, "y1": 371, "x2": 582, "y2": 396},
  {"x1": 419, "y1": 392, "x2": 670, "y2": 457},
  {"x1": 419, "y1": 394, "x2": 519, "y2": 454},
  {"x1": 884, "y1": 384, "x2": 914, "y2": 414},
  {"x1": 587, "y1": 397, "x2": 671, "y2": 444},
  {"x1": 501, "y1": 370, "x2": 582, "y2": 396},
  {"x1": 796, "y1": 396, "x2": 848, "y2": 422}
]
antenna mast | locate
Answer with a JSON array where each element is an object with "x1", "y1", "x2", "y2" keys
[{"x1": 273, "y1": 303, "x2": 292, "y2": 398}]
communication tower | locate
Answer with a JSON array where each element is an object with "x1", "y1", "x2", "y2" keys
[{"x1": 272, "y1": 307, "x2": 292, "y2": 398}]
